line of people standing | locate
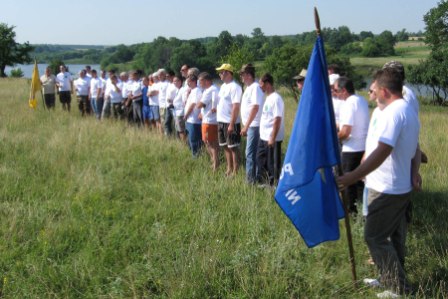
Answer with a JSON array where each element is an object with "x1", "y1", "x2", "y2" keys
[{"x1": 40, "y1": 63, "x2": 286, "y2": 187}]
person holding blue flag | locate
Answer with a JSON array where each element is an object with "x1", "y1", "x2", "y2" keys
[{"x1": 338, "y1": 68, "x2": 420, "y2": 297}]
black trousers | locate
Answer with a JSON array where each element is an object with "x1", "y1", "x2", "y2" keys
[
  {"x1": 342, "y1": 151, "x2": 364, "y2": 213},
  {"x1": 257, "y1": 140, "x2": 282, "y2": 185}
]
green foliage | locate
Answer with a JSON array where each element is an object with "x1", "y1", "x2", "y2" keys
[
  {"x1": 48, "y1": 59, "x2": 66, "y2": 75},
  {"x1": 407, "y1": 0, "x2": 448, "y2": 105},
  {"x1": 9, "y1": 68, "x2": 24, "y2": 78},
  {"x1": 0, "y1": 23, "x2": 33, "y2": 77},
  {"x1": 395, "y1": 29, "x2": 410, "y2": 42},
  {"x1": 220, "y1": 44, "x2": 256, "y2": 83}
]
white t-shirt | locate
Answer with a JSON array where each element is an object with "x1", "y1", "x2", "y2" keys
[
  {"x1": 100, "y1": 77, "x2": 107, "y2": 97},
  {"x1": 241, "y1": 82, "x2": 264, "y2": 127},
  {"x1": 147, "y1": 83, "x2": 159, "y2": 106},
  {"x1": 158, "y1": 80, "x2": 169, "y2": 108},
  {"x1": 128, "y1": 80, "x2": 142, "y2": 99},
  {"x1": 185, "y1": 87, "x2": 203, "y2": 124},
  {"x1": 56, "y1": 72, "x2": 72, "y2": 92},
  {"x1": 365, "y1": 99, "x2": 420, "y2": 194},
  {"x1": 173, "y1": 86, "x2": 185, "y2": 117},
  {"x1": 89, "y1": 77, "x2": 103, "y2": 98},
  {"x1": 166, "y1": 83, "x2": 177, "y2": 106},
  {"x1": 332, "y1": 96, "x2": 343, "y2": 124},
  {"x1": 73, "y1": 77, "x2": 89, "y2": 96},
  {"x1": 260, "y1": 91, "x2": 285, "y2": 142},
  {"x1": 217, "y1": 80, "x2": 242, "y2": 123},
  {"x1": 109, "y1": 81, "x2": 123, "y2": 104},
  {"x1": 403, "y1": 85, "x2": 419, "y2": 115},
  {"x1": 121, "y1": 80, "x2": 131, "y2": 99},
  {"x1": 200, "y1": 85, "x2": 220, "y2": 124},
  {"x1": 339, "y1": 94, "x2": 370, "y2": 152}
]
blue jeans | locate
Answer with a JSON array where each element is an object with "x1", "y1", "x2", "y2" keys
[
  {"x1": 164, "y1": 106, "x2": 175, "y2": 135},
  {"x1": 245, "y1": 127, "x2": 260, "y2": 183},
  {"x1": 186, "y1": 122, "x2": 202, "y2": 157}
]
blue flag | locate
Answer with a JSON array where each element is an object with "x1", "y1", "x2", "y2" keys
[{"x1": 274, "y1": 36, "x2": 345, "y2": 248}]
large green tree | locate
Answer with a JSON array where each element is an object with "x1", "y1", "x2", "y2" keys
[
  {"x1": 408, "y1": 0, "x2": 448, "y2": 104},
  {"x1": 0, "y1": 23, "x2": 33, "y2": 77}
]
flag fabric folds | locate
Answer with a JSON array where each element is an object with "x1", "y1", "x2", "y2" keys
[
  {"x1": 274, "y1": 36, "x2": 345, "y2": 248},
  {"x1": 29, "y1": 61, "x2": 41, "y2": 109}
]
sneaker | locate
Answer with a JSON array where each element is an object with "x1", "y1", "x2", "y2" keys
[
  {"x1": 363, "y1": 278, "x2": 381, "y2": 288},
  {"x1": 376, "y1": 290, "x2": 401, "y2": 298}
]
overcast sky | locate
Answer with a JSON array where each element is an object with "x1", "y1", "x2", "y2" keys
[{"x1": 0, "y1": 0, "x2": 439, "y2": 45}]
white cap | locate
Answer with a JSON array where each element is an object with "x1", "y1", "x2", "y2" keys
[{"x1": 329, "y1": 74, "x2": 340, "y2": 85}]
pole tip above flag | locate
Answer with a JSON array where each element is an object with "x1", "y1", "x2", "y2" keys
[{"x1": 314, "y1": 7, "x2": 321, "y2": 35}]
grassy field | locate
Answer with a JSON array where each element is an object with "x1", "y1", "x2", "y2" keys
[
  {"x1": 0, "y1": 78, "x2": 447, "y2": 298},
  {"x1": 350, "y1": 41, "x2": 431, "y2": 78}
]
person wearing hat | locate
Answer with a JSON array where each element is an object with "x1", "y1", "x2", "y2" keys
[
  {"x1": 293, "y1": 69, "x2": 307, "y2": 92},
  {"x1": 240, "y1": 63, "x2": 264, "y2": 184},
  {"x1": 329, "y1": 73, "x2": 342, "y2": 126},
  {"x1": 216, "y1": 63, "x2": 242, "y2": 177}
]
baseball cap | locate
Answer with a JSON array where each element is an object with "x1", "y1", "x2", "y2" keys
[{"x1": 216, "y1": 63, "x2": 234, "y2": 73}]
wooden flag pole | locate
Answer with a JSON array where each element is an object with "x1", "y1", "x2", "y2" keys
[{"x1": 314, "y1": 7, "x2": 358, "y2": 286}]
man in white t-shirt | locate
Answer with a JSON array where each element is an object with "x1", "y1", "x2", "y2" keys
[
  {"x1": 197, "y1": 72, "x2": 220, "y2": 170},
  {"x1": 338, "y1": 69, "x2": 420, "y2": 297},
  {"x1": 329, "y1": 73, "x2": 343, "y2": 126},
  {"x1": 56, "y1": 65, "x2": 73, "y2": 111},
  {"x1": 183, "y1": 74, "x2": 203, "y2": 157},
  {"x1": 73, "y1": 69, "x2": 90, "y2": 116},
  {"x1": 216, "y1": 63, "x2": 242, "y2": 177},
  {"x1": 334, "y1": 76, "x2": 370, "y2": 214},
  {"x1": 257, "y1": 73, "x2": 285, "y2": 186},
  {"x1": 89, "y1": 69, "x2": 103, "y2": 119},
  {"x1": 239, "y1": 64, "x2": 264, "y2": 184},
  {"x1": 157, "y1": 69, "x2": 170, "y2": 135}
]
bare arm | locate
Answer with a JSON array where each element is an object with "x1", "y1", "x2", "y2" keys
[
  {"x1": 268, "y1": 117, "x2": 282, "y2": 147},
  {"x1": 338, "y1": 125, "x2": 352, "y2": 141},
  {"x1": 411, "y1": 143, "x2": 422, "y2": 191},
  {"x1": 228, "y1": 103, "x2": 240, "y2": 133},
  {"x1": 241, "y1": 105, "x2": 259, "y2": 136},
  {"x1": 337, "y1": 142, "x2": 393, "y2": 188}
]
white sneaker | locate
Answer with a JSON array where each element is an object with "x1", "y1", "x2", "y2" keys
[
  {"x1": 376, "y1": 290, "x2": 401, "y2": 298},
  {"x1": 363, "y1": 278, "x2": 381, "y2": 288}
]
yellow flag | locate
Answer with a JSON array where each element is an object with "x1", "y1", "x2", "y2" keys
[{"x1": 29, "y1": 61, "x2": 41, "y2": 109}]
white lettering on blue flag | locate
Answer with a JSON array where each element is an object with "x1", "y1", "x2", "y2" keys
[
  {"x1": 279, "y1": 163, "x2": 294, "y2": 180},
  {"x1": 285, "y1": 189, "x2": 301, "y2": 205}
]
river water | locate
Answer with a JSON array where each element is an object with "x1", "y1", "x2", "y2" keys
[{"x1": 4, "y1": 64, "x2": 101, "y2": 78}]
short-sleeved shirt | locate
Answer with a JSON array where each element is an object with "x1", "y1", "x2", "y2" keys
[
  {"x1": 41, "y1": 74, "x2": 56, "y2": 95},
  {"x1": 147, "y1": 83, "x2": 159, "y2": 106},
  {"x1": 365, "y1": 99, "x2": 420, "y2": 194},
  {"x1": 260, "y1": 91, "x2": 285, "y2": 142},
  {"x1": 217, "y1": 80, "x2": 242, "y2": 124},
  {"x1": 74, "y1": 77, "x2": 90, "y2": 96},
  {"x1": 339, "y1": 94, "x2": 370, "y2": 152},
  {"x1": 241, "y1": 82, "x2": 264, "y2": 127},
  {"x1": 89, "y1": 77, "x2": 103, "y2": 98},
  {"x1": 173, "y1": 86, "x2": 185, "y2": 117},
  {"x1": 158, "y1": 80, "x2": 169, "y2": 108},
  {"x1": 56, "y1": 71, "x2": 72, "y2": 92},
  {"x1": 185, "y1": 87, "x2": 203, "y2": 124},
  {"x1": 200, "y1": 85, "x2": 220, "y2": 124}
]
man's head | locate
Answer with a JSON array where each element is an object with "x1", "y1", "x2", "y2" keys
[
  {"x1": 329, "y1": 73, "x2": 340, "y2": 98},
  {"x1": 382, "y1": 61, "x2": 405, "y2": 82},
  {"x1": 334, "y1": 77, "x2": 355, "y2": 100},
  {"x1": 59, "y1": 65, "x2": 67, "y2": 73},
  {"x1": 142, "y1": 76, "x2": 149, "y2": 87},
  {"x1": 216, "y1": 63, "x2": 234, "y2": 83},
  {"x1": 239, "y1": 64, "x2": 255, "y2": 85},
  {"x1": 45, "y1": 67, "x2": 52, "y2": 75},
  {"x1": 173, "y1": 74, "x2": 183, "y2": 88},
  {"x1": 158, "y1": 69, "x2": 166, "y2": 81},
  {"x1": 91, "y1": 69, "x2": 97, "y2": 78},
  {"x1": 180, "y1": 64, "x2": 190, "y2": 79},
  {"x1": 79, "y1": 69, "x2": 86, "y2": 78},
  {"x1": 293, "y1": 69, "x2": 307, "y2": 91},
  {"x1": 198, "y1": 72, "x2": 213, "y2": 89},
  {"x1": 328, "y1": 64, "x2": 340, "y2": 75},
  {"x1": 259, "y1": 73, "x2": 274, "y2": 94},
  {"x1": 373, "y1": 68, "x2": 404, "y2": 106},
  {"x1": 187, "y1": 74, "x2": 198, "y2": 88},
  {"x1": 85, "y1": 65, "x2": 91, "y2": 73}
]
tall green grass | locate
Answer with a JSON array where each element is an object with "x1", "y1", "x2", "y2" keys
[{"x1": 0, "y1": 78, "x2": 447, "y2": 298}]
